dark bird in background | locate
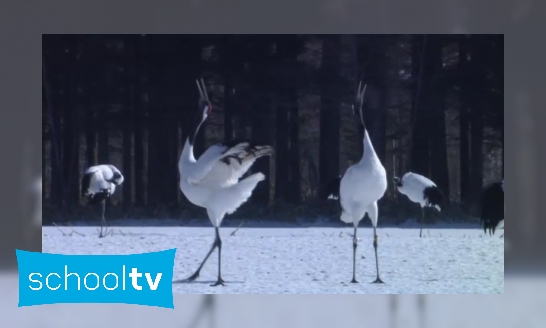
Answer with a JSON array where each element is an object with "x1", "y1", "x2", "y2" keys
[{"x1": 480, "y1": 180, "x2": 504, "y2": 235}]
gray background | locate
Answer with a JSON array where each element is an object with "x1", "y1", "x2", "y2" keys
[{"x1": 0, "y1": 0, "x2": 542, "y2": 327}]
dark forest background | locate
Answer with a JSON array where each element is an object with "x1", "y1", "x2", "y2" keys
[{"x1": 42, "y1": 34, "x2": 503, "y2": 225}]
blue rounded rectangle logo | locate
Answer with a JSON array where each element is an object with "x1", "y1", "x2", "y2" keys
[{"x1": 15, "y1": 249, "x2": 176, "y2": 309}]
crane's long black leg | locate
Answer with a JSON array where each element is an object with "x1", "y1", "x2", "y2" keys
[
  {"x1": 211, "y1": 227, "x2": 225, "y2": 287},
  {"x1": 372, "y1": 226, "x2": 384, "y2": 284},
  {"x1": 351, "y1": 227, "x2": 358, "y2": 283},
  {"x1": 99, "y1": 199, "x2": 107, "y2": 238},
  {"x1": 420, "y1": 207, "x2": 425, "y2": 238},
  {"x1": 180, "y1": 230, "x2": 220, "y2": 282},
  {"x1": 418, "y1": 294, "x2": 426, "y2": 328}
]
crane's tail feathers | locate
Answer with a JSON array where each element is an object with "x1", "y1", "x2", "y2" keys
[
  {"x1": 423, "y1": 186, "x2": 443, "y2": 211},
  {"x1": 81, "y1": 172, "x2": 95, "y2": 197}
]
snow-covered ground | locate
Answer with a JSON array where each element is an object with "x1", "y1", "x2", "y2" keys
[{"x1": 42, "y1": 223, "x2": 503, "y2": 294}]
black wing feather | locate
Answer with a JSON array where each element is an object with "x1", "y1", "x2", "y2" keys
[
  {"x1": 423, "y1": 186, "x2": 443, "y2": 208},
  {"x1": 219, "y1": 139, "x2": 274, "y2": 166},
  {"x1": 81, "y1": 172, "x2": 94, "y2": 197}
]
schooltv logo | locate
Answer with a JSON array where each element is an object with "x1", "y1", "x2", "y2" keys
[{"x1": 15, "y1": 249, "x2": 176, "y2": 308}]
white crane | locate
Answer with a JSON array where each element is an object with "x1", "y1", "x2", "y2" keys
[
  {"x1": 480, "y1": 180, "x2": 504, "y2": 235},
  {"x1": 178, "y1": 79, "x2": 274, "y2": 287},
  {"x1": 393, "y1": 172, "x2": 443, "y2": 238},
  {"x1": 81, "y1": 164, "x2": 124, "y2": 238},
  {"x1": 339, "y1": 82, "x2": 388, "y2": 284}
]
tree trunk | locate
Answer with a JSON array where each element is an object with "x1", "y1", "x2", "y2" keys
[
  {"x1": 164, "y1": 119, "x2": 178, "y2": 205},
  {"x1": 222, "y1": 35, "x2": 235, "y2": 142},
  {"x1": 97, "y1": 106, "x2": 109, "y2": 165},
  {"x1": 43, "y1": 54, "x2": 63, "y2": 209},
  {"x1": 427, "y1": 36, "x2": 450, "y2": 206},
  {"x1": 288, "y1": 91, "x2": 301, "y2": 204},
  {"x1": 469, "y1": 35, "x2": 486, "y2": 208},
  {"x1": 85, "y1": 108, "x2": 96, "y2": 168},
  {"x1": 251, "y1": 91, "x2": 272, "y2": 204},
  {"x1": 96, "y1": 36, "x2": 110, "y2": 167},
  {"x1": 146, "y1": 37, "x2": 161, "y2": 207},
  {"x1": 122, "y1": 118, "x2": 133, "y2": 209},
  {"x1": 410, "y1": 35, "x2": 431, "y2": 177},
  {"x1": 459, "y1": 35, "x2": 471, "y2": 207},
  {"x1": 274, "y1": 96, "x2": 289, "y2": 201},
  {"x1": 134, "y1": 107, "x2": 145, "y2": 206},
  {"x1": 224, "y1": 77, "x2": 235, "y2": 141},
  {"x1": 134, "y1": 35, "x2": 147, "y2": 206},
  {"x1": 363, "y1": 36, "x2": 388, "y2": 165},
  {"x1": 61, "y1": 38, "x2": 80, "y2": 208},
  {"x1": 147, "y1": 35, "x2": 183, "y2": 207},
  {"x1": 319, "y1": 35, "x2": 341, "y2": 187},
  {"x1": 122, "y1": 39, "x2": 135, "y2": 210},
  {"x1": 146, "y1": 108, "x2": 163, "y2": 207},
  {"x1": 61, "y1": 83, "x2": 78, "y2": 207}
]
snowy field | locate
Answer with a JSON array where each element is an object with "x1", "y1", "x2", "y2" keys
[{"x1": 42, "y1": 223, "x2": 504, "y2": 294}]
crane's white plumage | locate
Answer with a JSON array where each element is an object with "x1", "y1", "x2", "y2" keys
[
  {"x1": 338, "y1": 82, "x2": 387, "y2": 284},
  {"x1": 81, "y1": 164, "x2": 124, "y2": 237},
  {"x1": 82, "y1": 165, "x2": 124, "y2": 198},
  {"x1": 179, "y1": 140, "x2": 271, "y2": 227},
  {"x1": 178, "y1": 79, "x2": 273, "y2": 286},
  {"x1": 339, "y1": 133, "x2": 387, "y2": 227},
  {"x1": 393, "y1": 172, "x2": 443, "y2": 238}
]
